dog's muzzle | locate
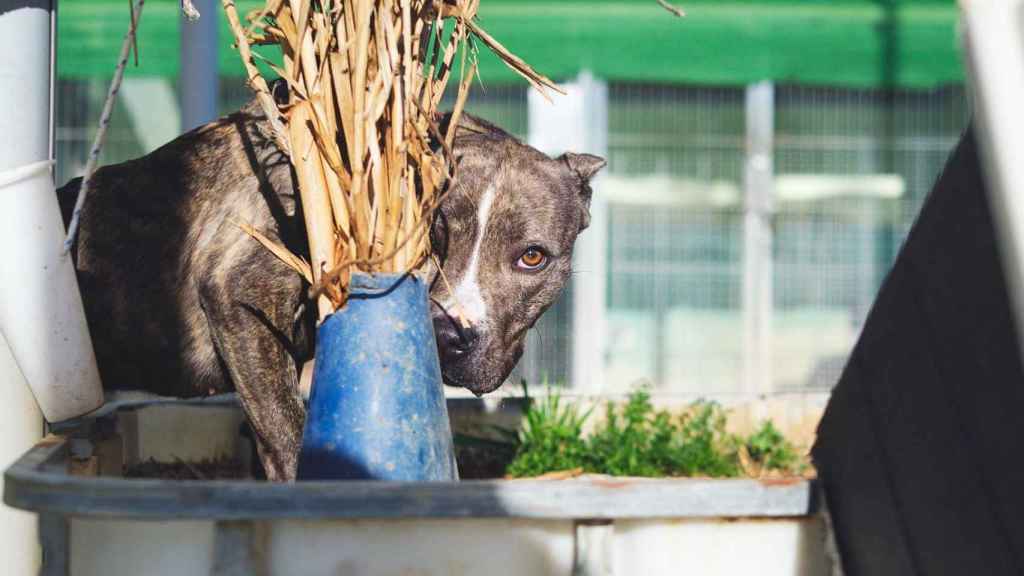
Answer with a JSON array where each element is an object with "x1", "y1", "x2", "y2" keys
[{"x1": 433, "y1": 314, "x2": 480, "y2": 364}]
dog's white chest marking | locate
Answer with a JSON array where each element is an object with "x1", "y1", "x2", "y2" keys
[{"x1": 448, "y1": 184, "x2": 496, "y2": 326}]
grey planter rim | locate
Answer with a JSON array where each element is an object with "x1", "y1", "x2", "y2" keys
[{"x1": 4, "y1": 437, "x2": 818, "y2": 521}]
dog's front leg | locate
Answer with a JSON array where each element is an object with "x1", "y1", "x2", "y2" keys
[{"x1": 197, "y1": 261, "x2": 307, "y2": 482}]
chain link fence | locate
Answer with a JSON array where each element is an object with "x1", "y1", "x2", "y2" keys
[{"x1": 54, "y1": 76, "x2": 969, "y2": 396}]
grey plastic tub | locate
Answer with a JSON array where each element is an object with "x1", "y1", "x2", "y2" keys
[{"x1": 4, "y1": 398, "x2": 830, "y2": 576}]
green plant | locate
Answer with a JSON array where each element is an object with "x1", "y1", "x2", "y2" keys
[
  {"x1": 505, "y1": 386, "x2": 591, "y2": 478},
  {"x1": 503, "y1": 386, "x2": 807, "y2": 480},
  {"x1": 744, "y1": 420, "x2": 803, "y2": 474},
  {"x1": 670, "y1": 401, "x2": 741, "y2": 477},
  {"x1": 586, "y1": 390, "x2": 665, "y2": 476}
]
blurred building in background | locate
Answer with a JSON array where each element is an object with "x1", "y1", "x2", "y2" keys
[{"x1": 55, "y1": 0, "x2": 968, "y2": 400}]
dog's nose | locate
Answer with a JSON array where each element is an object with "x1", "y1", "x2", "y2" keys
[{"x1": 433, "y1": 316, "x2": 479, "y2": 360}]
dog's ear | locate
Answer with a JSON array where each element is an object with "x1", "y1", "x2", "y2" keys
[
  {"x1": 562, "y1": 152, "x2": 606, "y2": 182},
  {"x1": 560, "y1": 152, "x2": 606, "y2": 231},
  {"x1": 436, "y1": 112, "x2": 514, "y2": 143},
  {"x1": 434, "y1": 112, "x2": 513, "y2": 180}
]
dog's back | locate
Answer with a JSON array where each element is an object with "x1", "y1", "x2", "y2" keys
[{"x1": 58, "y1": 101, "x2": 308, "y2": 397}]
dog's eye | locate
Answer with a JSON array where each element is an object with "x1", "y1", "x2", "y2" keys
[{"x1": 516, "y1": 247, "x2": 548, "y2": 271}]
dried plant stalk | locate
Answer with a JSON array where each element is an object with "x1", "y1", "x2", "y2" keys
[{"x1": 223, "y1": 0, "x2": 559, "y2": 320}]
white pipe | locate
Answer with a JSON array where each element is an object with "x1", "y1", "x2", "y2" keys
[
  {"x1": 0, "y1": 5, "x2": 49, "y2": 572},
  {"x1": 0, "y1": 0, "x2": 104, "y2": 422},
  {"x1": 0, "y1": 334, "x2": 42, "y2": 575}
]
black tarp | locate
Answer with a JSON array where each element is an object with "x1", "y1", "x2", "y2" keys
[{"x1": 813, "y1": 126, "x2": 1024, "y2": 575}]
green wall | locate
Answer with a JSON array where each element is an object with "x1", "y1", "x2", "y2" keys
[{"x1": 58, "y1": 0, "x2": 963, "y2": 88}]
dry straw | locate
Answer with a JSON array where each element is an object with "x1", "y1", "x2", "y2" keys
[{"x1": 221, "y1": 0, "x2": 559, "y2": 321}]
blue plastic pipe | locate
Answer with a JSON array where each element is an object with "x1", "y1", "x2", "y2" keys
[{"x1": 297, "y1": 273, "x2": 458, "y2": 481}]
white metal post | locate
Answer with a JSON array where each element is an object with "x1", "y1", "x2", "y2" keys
[
  {"x1": 573, "y1": 521, "x2": 614, "y2": 576},
  {"x1": 180, "y1": 0, "x2": 219, "y2": 132},
  {"x1": 742, "y1": 81, "x2": 775, "y2": 400},
  {"x1": 528, "y1": 71, "x2": 609, "y2": 393},
  {"x1": 960, "y1": 0, "x2": 1024, "y2": 361}
]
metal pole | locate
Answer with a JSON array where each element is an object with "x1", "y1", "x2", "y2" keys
[
  {"x1": 742, "y1": 81, "x2": 775, "y2": 400},
  {"x1": 572, "y1": 521, "x2": 614, "y2": 576},
  {"x1": 528, "y1": 71, "x2": 609, "y2": 393},
  {"x1": 38, "y1": 513, "x2": 69, "y2": 576},
  {"x1": 180, "y1": 0, "x2": 220, "y2": 132}
]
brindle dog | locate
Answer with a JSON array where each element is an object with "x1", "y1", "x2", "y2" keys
[{"x1": 59, "y1": 85, "x2": 605, "y2": 481}]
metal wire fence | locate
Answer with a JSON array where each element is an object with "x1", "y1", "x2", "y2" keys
[
  {"x1": 53, "y1": 76, "x2": 969, "y2": 396},
  {"x1": 772, "y1": 85, "x2": 969, "y2": 391},
  {"x1": 603, "y1": 84, "x2": 746, "y2": 395}
]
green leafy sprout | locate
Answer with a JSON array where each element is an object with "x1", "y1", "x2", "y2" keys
[{"x1": 493, "y1": 383, "x2": 808, "y2": 479}]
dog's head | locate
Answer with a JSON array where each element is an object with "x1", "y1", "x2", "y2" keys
[{"x1": 429, "y1": 115, "x2": 605, "y2": 396}]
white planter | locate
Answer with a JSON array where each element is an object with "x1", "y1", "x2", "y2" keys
[
  {"x1": 61, "y1": 515, "x2": 826, "y2": 576},
  {"x1": 4, "y1": 400, "x2": 833, "y2": 576}
]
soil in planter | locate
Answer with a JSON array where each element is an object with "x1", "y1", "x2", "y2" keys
[
  {"x1": 123, "y1": 457, "x2": 248, "y2": 480},
  {"x1": 119, "y1": 450, "x2": 512, "y2": 481},
  {"x1": 454, "y1": 434, "x2": 517, "y2": 479}
]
